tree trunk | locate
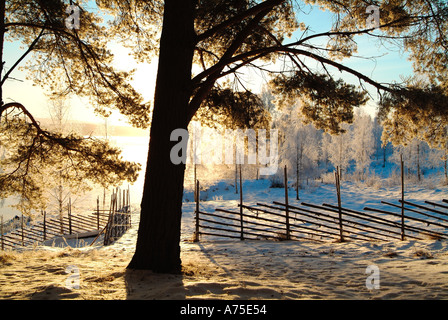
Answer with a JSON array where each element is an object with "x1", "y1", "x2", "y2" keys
[{"x1": 127, "y1": 0, "x2": 195, "y2": 273}]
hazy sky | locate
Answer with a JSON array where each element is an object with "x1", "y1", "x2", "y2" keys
[
  {"x1": 2, "y1": 39, "x2": 158, "y2": 127},
  {"x1": 2, "y1": 3, "x2": 414, "y2": 127}
]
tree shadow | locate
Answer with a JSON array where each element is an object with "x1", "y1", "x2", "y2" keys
[
  {"x1": 196, "y1": 243, "x2": 235, "y2": 279},
  {"x1": 124, "y1": 268, "x2": 186, "y2": 299},
  {"x1": 29, "y1": 284, "x2": 81, "y2": 300}
]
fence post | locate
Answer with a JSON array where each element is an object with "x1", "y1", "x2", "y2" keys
[
  {"x1": 122, "y1": 189, "x2": 125, "y2": 212},
  {"x1": 296, "y1": 145, "x2": 300, "y2": 201},
  {"x1": 127, "y1": 186, "x2": 131, "y2": 227},
  {"x1": 1, "y1": 215, "x2": 3, "y2": 251},
  {"x1": 103, "y1": 188, "x2": 106, "y2": 213},
  {"x1": 104, "y1": 191, "x2": 117, "y2": 245},
  {"x1": 194, "y1": 180, "x2": 200, "y2": 242},
  {"x1": 401, "y1": 154, "x2": 405, "y2": 241},
  {"x1": 97, "y1": 196, "x2": 100, "y2": 230},
  {"x1": 239, "y1": 165, "x2": 244, "y2": 241},
  {"x1": 335, "y1": 166, "x2": 344, "y2": 242},
  {"x1": 68, "y1": 197, "x2": 72, "y2": 235},
  {"x1": 60, "y1": 210, "x2": 64, "y2": 235},
  {"x1": 43, "y1": 210, "x2": 47, "y2": 241},
  {"x1": 112, "y1": 191, "x2": 117, "y2": 241},
  {"x1": 284, "y1": 165, "x2": 290, "y2": 240},
  {"x1": 21, "y1": 214, "x2": 24, "y2": 246},
  {"x1": 118, "y1": 187, "x2": 121, "y2": 211}
]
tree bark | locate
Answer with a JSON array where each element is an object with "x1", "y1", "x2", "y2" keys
[{"x1": 127, "y1": 0, "x2": 195, "y2": 273}]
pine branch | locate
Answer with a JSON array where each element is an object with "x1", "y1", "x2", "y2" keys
[
  {"x1": 0, "y1": 28, "x2": 45, "y2": 86},
  {"x1": 195, "y1": 0, "x2": 285, "y2": 43},
  {"x1": 188, "y1": 1, "x2": 281, "y2": 121}
]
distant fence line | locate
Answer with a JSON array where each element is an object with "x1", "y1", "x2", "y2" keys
[
  {"x1": 1, "y1": 187, "x2": 132, "y2": 250},
  {"x1": 193, "y1": 163, "x2": 448, "y2": 243}
]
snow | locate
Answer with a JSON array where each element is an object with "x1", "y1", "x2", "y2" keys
[{"x1": 1, "y1": 177, "x2": 448, "y2": 300}]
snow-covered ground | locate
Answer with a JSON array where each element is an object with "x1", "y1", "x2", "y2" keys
[{"x1": 1, "y1": 177, "x2": 447, "y2": 300}]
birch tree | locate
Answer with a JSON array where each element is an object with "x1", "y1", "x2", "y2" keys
[{"x1": 351, "y1": 110, "x2": 375, "y2": 180}]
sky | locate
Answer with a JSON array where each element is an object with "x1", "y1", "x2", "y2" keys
[
  {"x1": 2, "y1": 40, "x2": 158, "y2": 128},
  {"x1": 2, "y1": 2, "x2": 415, "y2": 128}
]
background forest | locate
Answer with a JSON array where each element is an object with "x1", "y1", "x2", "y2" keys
[{"x1": 185, "y1": 87, "x2": 448, "y2": 196}]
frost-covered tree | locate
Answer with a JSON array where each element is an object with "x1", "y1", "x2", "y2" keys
[
  {"x1": 372, "y1": 116, "x2": 388, "y2": 167},
  {"x1": 325, "y1": 123, "x2": 352, "y2": 179},
  {"x1": 391, "y1": 138, "x2": 429, "y2": 181},
  {"x1": 427, "y1": 147, "x2": 444, "y2": 170},
  {"x1": 351, "y1": 111, "x2": 374, "y2": 179},
  {"x1": 46, "y1": 97, "x2": 75, "y2": 228},
  {"x1": 276, "y1": 102, "x2": 321, "y2": 198},
  {"x1": 320, "y1": 132, "x2": 332, "y2": 171}
]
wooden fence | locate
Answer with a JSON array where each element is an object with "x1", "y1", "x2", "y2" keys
[
  {"x1": 1, "y1": 187, "x2": 132, "y2": 250},
  {"x1": 103, "y1": 187, "x2": 132, "y2": 245},
  {"x1": 193, "y1": 165, "x2": 448, "y2": 243}
]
